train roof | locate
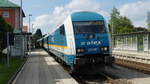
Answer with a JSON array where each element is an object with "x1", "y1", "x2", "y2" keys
[
  {"x1": 71, "y1": 11, "x2": 104, "y2": 21},
  {"x1": 38, "y1": 33, "x2": 50, "y2": 40},
  {"x1": 40, "y1": 11, "x2": 105, "y2": 38},
  {"x1": 37, "y1": 38, "x2": 43, "y2": 42}
]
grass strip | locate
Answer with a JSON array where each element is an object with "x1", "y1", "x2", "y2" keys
[{"x1": 0, "y1": 57, "x2": 26, "y2": 84}]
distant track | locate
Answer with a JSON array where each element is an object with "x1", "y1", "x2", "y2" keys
[{"x1": 115, "y1": 58, "x2": 150, "y2": 74}]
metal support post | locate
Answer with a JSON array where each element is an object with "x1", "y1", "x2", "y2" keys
[
  {"x1": 20, "y1": 0, "x2": 23, "y2": 32},
  {"x1": 29, "y1": 36, "x2": 31, "y2": 56},
  {"x1": 111, "y1": 21, "x2": 114, "y2": 51},
  {"x1": 22, "y1": 35, "x2": 24, "y2": 59},
  {"x1": 7, "y1": 32, "x2": 10, "y2": 67},
  {"x1": 148, "y1": 33, "x2": 150, "y2": 54}
]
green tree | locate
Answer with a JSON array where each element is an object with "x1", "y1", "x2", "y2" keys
[
  {"x1": 34, "y1": 29, "x2": 42, "y2": 38},
  {"x1": 147, "y1": 12, "x2": 150, "y2": 32},
  {"x1": 117, "y1": 16, "x2": 135, "y2": 33},
  {"x1": 0, "y1": 15, "x2": 14, "y2": 62},
  {"x1": 0, "y1": 15, "x2": 13, "y2": 52},
  {"x1": 109, "y1": 7, "x2": 135, "y2": 34},
  {"x1": 32, "y1": 29, "x2": 42, "y2": 48},
  {"x1": 135, "y1": 27, "x2": 148, "y2": 32},
  {"x1": 109, "y1": 7, "x2": 120, "y2": 34}
]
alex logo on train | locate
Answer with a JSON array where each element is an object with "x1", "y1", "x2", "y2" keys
[{"x1": 81, "y1": 41, "x2": 101, "y2": 46}]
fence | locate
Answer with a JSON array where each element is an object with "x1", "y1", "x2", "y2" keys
[{"x1": 113, "y1": 32, "x2": 150, "y2": 53}]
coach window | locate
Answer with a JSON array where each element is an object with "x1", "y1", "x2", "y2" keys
[{"x1": 60, "y1": 25, "x2": 65, "y2": 35}]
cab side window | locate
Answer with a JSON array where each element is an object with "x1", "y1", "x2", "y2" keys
[{"x1": 60, "y1": 25, "x2": 65, "y2": 36}]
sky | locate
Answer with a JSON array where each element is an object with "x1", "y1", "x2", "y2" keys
[{"x1": 9, "y1": 0, "x2": 150, "y2": 34}]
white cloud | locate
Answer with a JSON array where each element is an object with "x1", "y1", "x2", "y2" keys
[
  {"x1": 119, "y1": 1, "x2": 150, "y2": 27},
  {"x1": 32, "y1": 15, "x2": 52, "y2": 34},
  {"x1": 33, "y1": 0, "x2": 109, "y2": 34},
  {"x1": 66, "y1": 0, "x2": 101, "y2": 11}
]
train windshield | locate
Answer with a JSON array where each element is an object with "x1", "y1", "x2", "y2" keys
[{"x1": 73, "y1": 21, "x2": 106, "y2": 34}]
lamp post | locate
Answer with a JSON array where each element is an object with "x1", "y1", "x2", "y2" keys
[
  {"x1": 29, "y1": 14, "x2": 32, "y2": 33},
  {"x1": 28, "y1": 14, "x2": 32, "y2": 56},
  {"x1": 32, "y1": 24, "x2": 34, "y2": 33}
]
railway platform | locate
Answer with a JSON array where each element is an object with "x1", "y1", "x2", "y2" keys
[
  {"x1": 113, "y1": 50, "x2": 150, "y2": 64},
  {"x1": 13, "y1": 49, "x2": 78, "y2": 84}
]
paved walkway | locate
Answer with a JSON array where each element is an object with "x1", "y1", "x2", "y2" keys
[{"x1": 14, "y1": 49, "x2": 78, "y2": 84}]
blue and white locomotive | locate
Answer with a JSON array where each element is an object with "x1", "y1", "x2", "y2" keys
[{"x1": 40, "y1": 11, "x2": 114, "y2": 71}]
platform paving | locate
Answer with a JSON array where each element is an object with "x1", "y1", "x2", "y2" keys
[{"x1": 14, "y1": 49, "x2": 78, "y2": 84}]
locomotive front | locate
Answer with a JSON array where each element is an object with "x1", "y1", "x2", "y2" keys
[{"x1": 71, "y1": 12, "x2": 114, "y2": 67}]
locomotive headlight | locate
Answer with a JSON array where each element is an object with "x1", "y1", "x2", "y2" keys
[
  {"x1": 77, "y1": 48, "x2": 85, "y2": 53},
  {"x1": 104, "y1": 47, "x2": 108, "y2": 51},
  {"x1": 101, "y1": 47, "x2": 109, "y2": 51},
  {"x1": 77, "y1": 49, "x2": 81, "y2": 52}
]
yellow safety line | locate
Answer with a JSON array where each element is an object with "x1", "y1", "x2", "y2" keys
[{"x1": 48, "y1": 44, "x2": 68, "y2": 49}]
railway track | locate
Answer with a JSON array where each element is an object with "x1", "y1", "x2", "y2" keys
[
  {"x1": 49, "y1": 51, "x2": 133, "y2": 84},
  {"x1": 71, "y1": 72, "x2": 132, "y2": 84},
  {"x1": 71, "y1": 74, "x2": 107, "y2": 84},
  {"x1": 53, "y1": 55, "x2": 132, "y2": 84}
]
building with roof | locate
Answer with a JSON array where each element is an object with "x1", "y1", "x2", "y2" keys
[
  {"x1": 0, "y1": 0, "x2": 25, "y2": 32},
  {"x1": 23, "y1": 25, "x2": 28, "y2": 32}
]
